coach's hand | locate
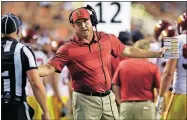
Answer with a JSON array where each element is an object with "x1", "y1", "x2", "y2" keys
[
  {"x1": 157, "y1": 47, "x2": 169, "y2": 58},
  {"x1": 156, "y1": 96, "x2": 164, "y2": 115},
  {"x1": 42, "y1": 111, "x2": 50, "y2": 120}
]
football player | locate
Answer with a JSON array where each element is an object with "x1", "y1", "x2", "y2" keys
[
  {"x1": 150, "y1": 20, "x2": 172, "y2": 72},
  {"x1": 156, "y1": 13, "x2": 187, "y2": 120},
  {"x1": 150, "y1": 20, "x2": 176, "y2": 119}
]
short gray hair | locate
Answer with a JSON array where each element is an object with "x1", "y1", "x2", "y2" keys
[{"x1": 133, "y1": 39, "x2": 150, "y2": 50}]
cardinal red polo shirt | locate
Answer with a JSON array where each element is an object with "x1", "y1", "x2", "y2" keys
[
  {"x1": 113, "y1": 58, "x2": 161, "y2": 101},
  {"x1": 49, "y1": 31, "x2": 126, "y2": 93}
]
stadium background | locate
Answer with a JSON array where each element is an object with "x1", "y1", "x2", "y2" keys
[
  {"x1": 2, "y1": 2, "x2": 186, "y2": 48},
  {"x1": 1, "y1": 1, "x2": 186, "y2": 120}
]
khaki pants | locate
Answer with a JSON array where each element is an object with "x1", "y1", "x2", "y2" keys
[
  {"x1": 72, "y1": 91, "x2": 119, "y2": 120},
  {"x1": 120, "y1": 101, "x2": 156, "y2": 120}
]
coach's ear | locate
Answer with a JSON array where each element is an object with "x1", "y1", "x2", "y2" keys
[{"x1": 72, "y1": 24, "x2": 75, "y2": 28}]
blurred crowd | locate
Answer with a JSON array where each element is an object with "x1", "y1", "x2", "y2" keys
[
  {"x1": 2, "y1": 1, "x2": 185, "y2": 58},
  {"x1": 131, "y1": 2, "x2": 186, "y2": 40},
  {"x1": 2, "y1": 2, "x2": 75, "y2": 58}
]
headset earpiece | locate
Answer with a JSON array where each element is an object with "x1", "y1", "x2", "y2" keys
[
  {"x1": 86, "y1": 5, "x2": 98, "y2": 26},
  {"x1": 69, "y1": 12, "x2": 73, "y2": 24},
  {"x1": 90, "y1": 15, "x2": 95, "y2": 26}
]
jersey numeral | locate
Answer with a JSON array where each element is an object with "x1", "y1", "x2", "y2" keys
[
  {"x1": 182, "y1": 44, "x2": 187, "y2": 70},
  {"x1": 2, "y1": 71, "x2": 10, "y2": 82},
  {"x1": 2, "y1": 71, "x2": 9, "y2": 77}
]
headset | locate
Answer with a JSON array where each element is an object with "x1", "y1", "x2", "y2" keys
[
  {"x1": 69, "y1": 5, "x2": 98, "y2": 27},
  {"x1": 69, "y1": 5, "x2": 116, "y2": 120}
]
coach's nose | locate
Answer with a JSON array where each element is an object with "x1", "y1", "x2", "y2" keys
[{"x1": 80, "y1": 22, "x2": 86, "y2": 29}]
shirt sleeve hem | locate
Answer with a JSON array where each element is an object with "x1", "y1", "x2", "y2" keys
[
  {"x1": 48, "y1": 62, "x2": 61, "y2": 73},
  {"x1": 26, "y1": 67, "x2": 37, "y2": 71}
]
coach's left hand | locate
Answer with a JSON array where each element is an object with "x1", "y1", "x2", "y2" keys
[{"x1": 157, "y1": 47, "x2": 169, "y2": 58}]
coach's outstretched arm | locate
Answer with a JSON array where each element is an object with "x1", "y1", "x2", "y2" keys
[
  {"x1": 122, "y1": 46, "x2": 167, "y2": 58},
  {"x1": 38, "y1": 64, "x2": 56, "y2": 77}
]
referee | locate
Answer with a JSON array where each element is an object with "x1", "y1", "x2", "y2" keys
[{"x1": 1, "y1": 13, "x2": 50, "y2": 120}]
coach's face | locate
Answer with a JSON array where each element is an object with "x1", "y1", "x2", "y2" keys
[{"x1": 74, "y1": 18, "x2": 93, "y2": 39}]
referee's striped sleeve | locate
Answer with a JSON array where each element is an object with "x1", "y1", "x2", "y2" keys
[{"x1": 21, "y1": 46, "x2": 37, "y2": 71}]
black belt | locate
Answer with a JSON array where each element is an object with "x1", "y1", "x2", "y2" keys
[
  {"x1": 124, "y1": 100, "x2": 152, "y2": 102},
  {"x1": 2, "y1": 93, "x2": 26, "y2": 103},
  {"x1": 76, "y1": 90, "x2": 111, "y2": 97}
]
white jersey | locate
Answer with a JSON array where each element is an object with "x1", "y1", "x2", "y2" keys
[
  {"x1": 26, "y1": 50, "x2": 48, "y2": 96},
  {"x1": 45, "y1": 65, "x2": 70, "y2": 97},
  {"x1": 172, "y1": 33, "x2": 187, "y2": 94},
  {"x1": 149, "y1": 42, "x2": 168, "y2": 73},
  {"x1": 58, "y1": 66, "x2": 70, "y2": 97},
  {"x1": 34, "y1": 50, "x2": 48, "y2": 65}
]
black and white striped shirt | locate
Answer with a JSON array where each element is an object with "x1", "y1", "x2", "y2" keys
[{"x1": 1, "y1": 37, "x2": 37, "y2": 100}]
